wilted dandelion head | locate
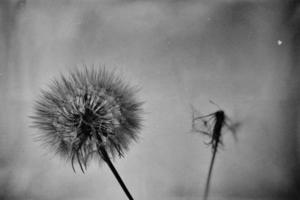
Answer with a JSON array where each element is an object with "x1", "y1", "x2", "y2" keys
[{"x1": 32, "y1": 67, "x2": 143, "y2": 172}]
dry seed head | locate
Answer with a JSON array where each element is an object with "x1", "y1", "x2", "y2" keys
[{"x1": 32, "y1": 67, "x2": 143, "y2": 172}]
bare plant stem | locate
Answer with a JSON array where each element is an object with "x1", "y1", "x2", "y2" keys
[
  {"x1": 99, "y1": 147, "x2": 134, "y2": 200},
  {"x1": 203, "y1": 144, "x2": 218, "y2": 200}
]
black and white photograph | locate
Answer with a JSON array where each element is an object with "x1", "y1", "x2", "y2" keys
[{"x1": 0, "y1": 0, "x2": 299, "y2": 200}]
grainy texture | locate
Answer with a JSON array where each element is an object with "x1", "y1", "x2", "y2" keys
[{"x1": 0, "y1": 0, "x2": 299, "y2": 200}]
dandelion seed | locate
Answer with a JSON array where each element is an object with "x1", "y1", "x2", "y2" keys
[{"x1": 32, "y1": 67, "x2": 143, "y2": 200}]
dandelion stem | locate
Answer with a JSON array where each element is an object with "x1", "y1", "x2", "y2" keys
[
  {"x1": 99, "y1": 147, "x2": 134, "y2": 200},
  {"x1": 203, "y1": 144, "x2": 218, "y2": 200}
]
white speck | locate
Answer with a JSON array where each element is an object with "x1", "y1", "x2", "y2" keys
[
  {"x1": 207, "y1": 17, "x2": 211, "y2": 21},
  {"x1": 277, "y1": 40, "x2": 283, "y2": 45}
]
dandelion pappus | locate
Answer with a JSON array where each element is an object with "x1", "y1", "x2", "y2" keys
[{"x1": 32, "y1": 67, "x2": 143, "y2": 200}]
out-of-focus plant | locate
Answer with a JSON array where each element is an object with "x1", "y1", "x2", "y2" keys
[{"x1": 191, "y1": 101, "x2": 240, "y2": 200}]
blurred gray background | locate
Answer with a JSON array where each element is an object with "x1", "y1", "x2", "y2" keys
[{"x1": 0, "y1": 0, "x2": 299, "y2": 199}]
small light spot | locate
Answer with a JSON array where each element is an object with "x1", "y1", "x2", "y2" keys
[{"x1": 277, "y1": 40, "x2": 283, "y2": 46}]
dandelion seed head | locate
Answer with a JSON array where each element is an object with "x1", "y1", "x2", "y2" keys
[{"x1": 32, "y1": 67, "x2": 143, "y2": 171}]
